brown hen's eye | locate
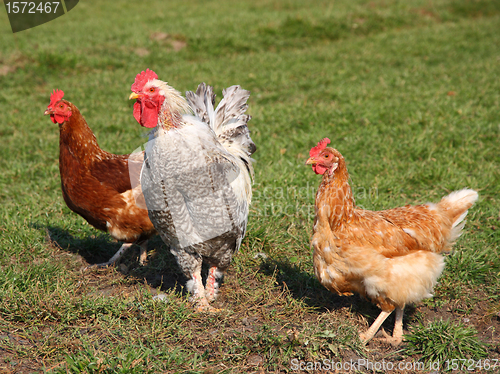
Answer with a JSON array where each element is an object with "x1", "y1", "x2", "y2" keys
[{"x1": 324, "y1": 154, "x2": 329, "y2": 158}]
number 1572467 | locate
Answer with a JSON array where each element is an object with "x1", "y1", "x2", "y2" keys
[{"x1": 5, "y1": 2, "x2": 60, "y2": 14}]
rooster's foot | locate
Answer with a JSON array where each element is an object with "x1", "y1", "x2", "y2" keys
[
  {"x1": 195, "y1": 304, "x2": 222, "y2": 313},
  {"x1": 205, "y1": 266, "x2": 221, "y2": 302},
  {"x1": 193, "y1": 297, "x2": 221, "y2": 313}
]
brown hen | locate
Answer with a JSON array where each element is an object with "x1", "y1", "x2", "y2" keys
[{"x1": 45, "y1": 90, "x2": 156, "y2": 267}]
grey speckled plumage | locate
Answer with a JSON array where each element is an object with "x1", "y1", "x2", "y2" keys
[
  {"x1": 136, "y1": 80, "x2": 255, "y2": 309},
  {"x1": 187, "y1": 83, "x2": 256, "y2": 159}
]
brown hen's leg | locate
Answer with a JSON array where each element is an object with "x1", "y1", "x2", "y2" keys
[
  {"x1": 359, "y1": 310, "x2": 393, "y2": 343},
  {"x1": 138, "y1": 241, "x2": 148, "y2": 265},
  {"x1": 86, "y1": 240, "x2": 149, "y2": 269},
  {"x1": 85, "y1": 242, "x2": 133, "y2": 269}
]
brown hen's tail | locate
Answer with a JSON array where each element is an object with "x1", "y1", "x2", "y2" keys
[{"x1": 438, "y1": 189, "x2": 478, "y2": 244}]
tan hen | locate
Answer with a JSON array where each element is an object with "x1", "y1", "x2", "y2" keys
[{"x1": 306, "y1": 138, "x2": 478, "y2": 345}]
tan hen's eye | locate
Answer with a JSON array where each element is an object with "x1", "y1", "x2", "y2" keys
[{"x1": 149, "y1": 87, "x2": 156, "y2": 93}]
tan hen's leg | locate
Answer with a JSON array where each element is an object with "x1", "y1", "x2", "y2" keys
[
  {"x1": 362, "y1": 307, "x2": 405, "y2": 346},
  {"x1": 389, "y1": 307, "x2": 404, "y2": 346},
  {"x1": 359, "y1": 310, "x2": 393, "y2": 344}
]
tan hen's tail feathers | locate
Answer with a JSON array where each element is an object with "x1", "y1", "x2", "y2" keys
[{"x1": 439, "y1": 188, "x2": 478, "y2": 244}]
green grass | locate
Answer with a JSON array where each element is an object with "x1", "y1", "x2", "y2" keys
[
  {"x1": 405, "y1": 319, "x2": 489, "y2": 370},
  {"x1": 1, "y1": 0, "x2": 500, "y2": 372}
]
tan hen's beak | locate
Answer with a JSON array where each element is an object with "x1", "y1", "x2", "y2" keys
[
  {"x1": 305, "y1": 157, "x2": 317, "y2": 165},
  {"x1": 129, "y1": 92, "x2": 141, "y2": 100}
]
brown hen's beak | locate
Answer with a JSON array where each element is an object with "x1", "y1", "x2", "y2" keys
[
  {"x1": 129, "y1": 92, "x2": 141, "y2": 100},
  {"x1": 44, "y1": 108, "x2": 53, "y2": 115},
  {"x1": 305, "y1": 157, "x2": 317, "y2": 165}
]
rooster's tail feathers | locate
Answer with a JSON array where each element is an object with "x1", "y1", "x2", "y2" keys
[
  {"x1": 186, "y1": 84, "x2": 256, "y2": 186},
  {"x1": 186, "y1": 83, "x2": 216, "y2": 126},
  {"x1": 187, "y1": 84, "x2": 256, "y2": 157},
  {"x1": 215, "y1": 85, "x2": 256, "y2": 161}
]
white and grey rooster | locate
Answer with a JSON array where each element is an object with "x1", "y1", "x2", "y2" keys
[{"x1": 129, "y1": 69, "x2": 255, "y2": 310}]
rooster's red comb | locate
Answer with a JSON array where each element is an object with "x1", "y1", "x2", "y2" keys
[
  {"x1": 49, "y1": 89, "x2": 64, "y2": 108},
  {"x1": 309, "y1": 138, "x2": 331, "y2": 157},
  {"x1": 131, "y1": 69, "x2": 158, "y2": 93}
]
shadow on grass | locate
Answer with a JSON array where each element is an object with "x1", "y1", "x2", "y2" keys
[
  {"x1": 32, "y1": 223, "x2": 186, "y2": 294},
  {"x1": 258, "y1": 257, "x2": 360, "y2": 311},
  {"x1": 258, "y1": 257, "x2": 417, "y2": 333},
  {"x1": 42, "y1": 225, "x2": 126, "y2": 264}
]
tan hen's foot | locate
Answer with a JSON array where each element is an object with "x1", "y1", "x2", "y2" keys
[
  {"x1": 378, "y1": 328, "x2": 403, "y2": 346},
  {"x1": 362, "y1": 328, "x2": 403, "y2": 346}
]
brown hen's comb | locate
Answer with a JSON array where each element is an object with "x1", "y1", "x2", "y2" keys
[
  {"x1": 131, "y1": 69, "x2": 158, "y2": 93},
  {"x1": 49, "y1": 89, "x2": 64, "y2": 108},
  {"x1": 309, "y1": 138, "x2": 331, "y2": 157}
]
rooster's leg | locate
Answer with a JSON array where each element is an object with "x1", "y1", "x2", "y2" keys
[
  {"x1": 186, "y1": 262, "x2": 211, "y2": 311},
  {"x1": 359, "y1": 309, "x2": 393, "y2": 344},
  {"x1": 205, "y1": 266, "x2": 222, "y2": 302}
]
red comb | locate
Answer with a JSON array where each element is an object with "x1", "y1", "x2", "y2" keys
[
  {"x1": 131, "y1": 69, "x2": 158, "y2": 92},
  {"x1": 309, "y1": 138, "x2": 331, "y2": 157},
  {"x1": 49, "y1": 89, "x2": 64, "y2": 108}
]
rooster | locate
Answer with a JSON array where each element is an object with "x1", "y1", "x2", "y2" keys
[
  {"x1": 44, "y1": 90, "x2": 156, "y2": 267},
  {"x1": 306, "y1": 138, "x2": 478, "y2": 345},
  {"x1": 129, "y1": 70, "x2": 255, "y2": 310}
]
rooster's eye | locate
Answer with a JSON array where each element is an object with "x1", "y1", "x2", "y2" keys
[
  {"x1": 149, "y1": 87, "x2": 156, "y2": 93},
  {"x1": 59, "y1": 104, "x2": 64, "y2": 108}
]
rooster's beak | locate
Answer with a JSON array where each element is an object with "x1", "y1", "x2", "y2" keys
[
  {"x1": 129, "y1": 92, "x2": 141, "y2": 100},
  {"x1": 305, "y1": 157, "x2": 317, "y2": 165},
  {"x1": 44, "y1": 108, "x2": 53, "y2": 115}
]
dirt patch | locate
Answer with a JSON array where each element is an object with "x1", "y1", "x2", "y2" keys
[
  {"x1": 0, "y1": 52, "x2": 29, "y2": 76},
  {"x1": 150, "y1": 32, "x2": 187, "y2": 51},
  {"x1": 134, "y1": 47, "x2": 150, "y2": 57},
  {"x1": 9, "y1": 235, "x2": 499, "y2": 373}
]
